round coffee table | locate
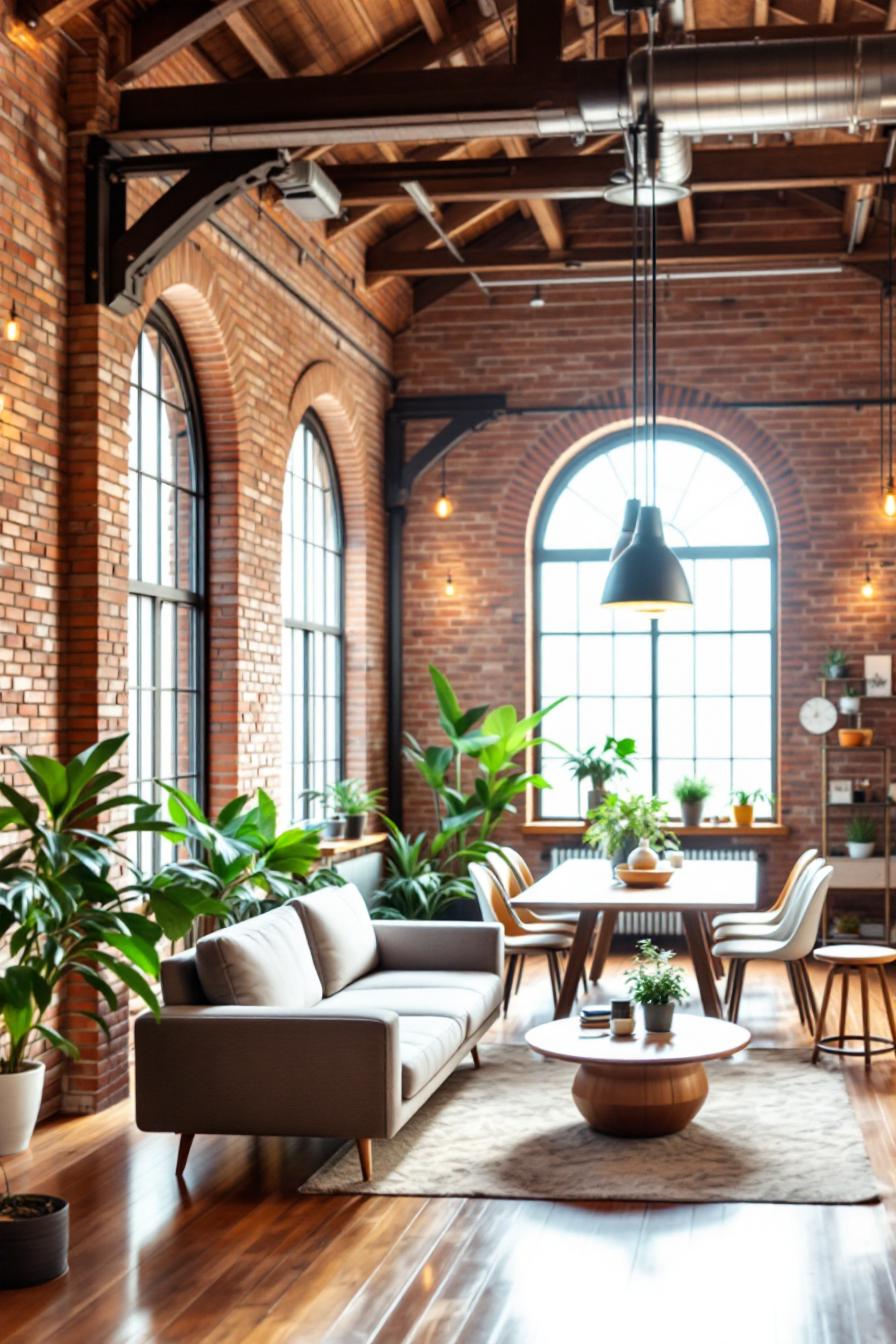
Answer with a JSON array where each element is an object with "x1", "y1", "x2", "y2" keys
[{"x1": 526, "y1": 1013, "x2": 751, "y2": 1138}]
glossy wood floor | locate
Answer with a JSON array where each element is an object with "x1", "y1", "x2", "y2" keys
[{"x1": 4, "y1": 952, "x2": 896, "y2": 1344}]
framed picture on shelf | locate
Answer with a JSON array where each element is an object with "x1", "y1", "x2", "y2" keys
[
  {"x1": 888, "y1": 783, "x2": 896, "y2": 805},
  {"x1": 829, "y1": 779, "x2": 854, "y2": 805},
  {"x1": 864, "y1": 654, "x2": 892, "y2": 698}
]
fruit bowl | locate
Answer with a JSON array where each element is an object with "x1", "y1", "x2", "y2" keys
[{"x1": 614, "y1": 865, "x2": 674, "y2": 888}]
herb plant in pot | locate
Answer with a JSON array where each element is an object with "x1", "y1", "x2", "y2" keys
[
  {"x1": 846, "y1": 815, "x2": 876, "y2": 859},
  {"x1": 839, "y1": 685, "x2": 862, "y2": 716},
  {"x1": 625, "y1": 938, "x2": 689, "y2": 1033},
  {"x1": 730, "y1": 788, "x2": 773, "y2": 828},
  {"x1": 673, "y1": 775, "x2": 711, "y2": 828},
  {"x1": 566, "y1": 736, "x2": 636, "y2": 816},
  {"x1": 584, "y1": 792, "x2": 679, "y2": 871},
  {"x1": 822, "y1": 647, "x2": 849, "y2": 680}
]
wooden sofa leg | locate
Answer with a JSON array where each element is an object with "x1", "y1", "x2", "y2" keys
[
  {"x1": 176, "y1": 1133, "x2": 195, "y2": 1178},
  {"x1": 471, "y1": 1045, "x2": 481, "y2": 1069},
  {"x1": 357, "y1": 1137, "x2": 373, "y2": 1181}
]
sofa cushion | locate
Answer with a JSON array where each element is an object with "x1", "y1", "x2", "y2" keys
[
  {"x1": 195, "y1": 905, "x2": 322, "y2": 1009},
  {"x1": 292, "y1": 884, "x2": 379, "y2": 996},
  {"x1": 399, "y1": 1015, "x2": 465, "y2": 1099},
  {"x1": 338, "y1": 970, "x2": 501, "y2": 1036}
]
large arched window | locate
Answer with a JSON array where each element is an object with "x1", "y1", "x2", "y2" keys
[
  {"x1": 282, "y1": 412, "x2": 344, "y2": 823},
  {"x1": 535, "y1": 429, "x2": 777, "y2": 820},
  {"x1": 128, "y1": 306, "x2": 205, "y2": 869}
]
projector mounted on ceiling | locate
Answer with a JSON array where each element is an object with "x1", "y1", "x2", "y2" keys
[{"x1": 275, "y1": 161, "x2": 342, "y2": 221}]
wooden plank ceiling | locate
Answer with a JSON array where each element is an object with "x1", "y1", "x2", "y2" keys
[{"x1": 32, "y1": 0, "x2": 896, "y2": 313}]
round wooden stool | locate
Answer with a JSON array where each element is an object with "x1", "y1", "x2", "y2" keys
[{"x1": 811, "y1": 945, "x2": 896, "y2": 1071}]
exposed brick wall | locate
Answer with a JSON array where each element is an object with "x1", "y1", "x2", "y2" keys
[
  {"x1": 0, "y1": 7, "x2": 390, "y2": 1115},
  {"x1": 395, "y1": 266, "x2": 896, "y2": 907}
]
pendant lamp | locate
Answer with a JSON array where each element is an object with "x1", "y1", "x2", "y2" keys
[{"x1": 602, "y1": 13, "x2": 692, "y2": 616}]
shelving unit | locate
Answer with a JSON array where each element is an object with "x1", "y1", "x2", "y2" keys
[{"x1": 820, "y1": 740, "x2": 893, "y2": 945}]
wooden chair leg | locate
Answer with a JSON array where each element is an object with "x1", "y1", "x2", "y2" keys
[
  {"x1": 837, "y1": 968, "x2": 850, "y2": 1048},
  {"x1": 876, "y1": 965, "x2": 896, "y2": 1053},
  {"x1": 514, "y1": 956, "x2": 525, "y2": 995},
  {"x1": 357, "y1": 1138, "x2": 373, "y2": 1181},
  {"x1": 175, "y1": 1133, "x2": 195, "y2": 1178},
  {"x1": 799, "y1": 959, "x2": 818, "y2": 1026},
  {"x1": 729, "y1": 960, "x2": 747, "y2": 1023},
  {"x1": 503, "y1": 956, "x2": 517, "y2": 1016},
  {"x1": 471, "y1": 1045, "x2": 481, "y2": 1069},
  {"x1": 786, "y1": 962, "x2": 806, "y2": 1026},
  {"x1": 793, "y1": 960, "x2": 814, "y2": 1033},
  {"x1": 860, "y1": 968, "x2": 873, "y2": 1072},
  {"x1": 547, "y1": 952, "x2": 560, "y2": 1005},
  {"x1": 811, "y1": 965, "x2": 838, "y2": 1064}
]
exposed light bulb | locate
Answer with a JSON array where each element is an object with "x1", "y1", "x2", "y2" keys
[
  {"x1": 862, "y1": 577, "x2": 875, "y2": 598},
  {"x1": 4, "y1": 306, "x2": 19, "y2": 343},
  {"x1": 444, "y1": 573, "x2": 455, "y2": 597},
  {"x1": 885, "y1": 480, "x2": 896, "y2": 518},
  {"x1": 529, "y1": 285, "x2": 545, "y2": 309},
  {"x1": 0, "y1": 391, "x2": 5, "y2": 414},
  {"x1": 434, "y1": 493, "x2": 454, "y2": 520}
]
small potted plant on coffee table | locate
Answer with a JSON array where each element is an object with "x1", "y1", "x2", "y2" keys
[
  {"x1": 565, "y1": 736, "x2": 636, "y2": 815},
  {"x1": 730, "y1": 787, "x2": 773, "y2": 827},
  {"x1": 846, "y1": 815, "x2": 876, "y2": 859},
  {"x1": 625, "y1": 938, "x2": 689, "y2": 1033},
  {"x1": 673, "y1": 775, "x2": 711, "y2": 828}
]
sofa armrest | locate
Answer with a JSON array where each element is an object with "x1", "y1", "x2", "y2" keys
[
  {"x1": 135, "y1": 1005, "x2": 401, "y2": 1139},
  {"x1": 373, "y1": 920, "x2": 503, "y2": 975}
]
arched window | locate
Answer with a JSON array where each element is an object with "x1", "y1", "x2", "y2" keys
[
  {"x1": 282, "y1": 412, "x2": 344, "y2": 822},
  {"x1": 535, "y1": 429, "x2": 777, "y2": 820},
  {"x1": 128, "y1": 306, "x2": 205, "y2": 869}
]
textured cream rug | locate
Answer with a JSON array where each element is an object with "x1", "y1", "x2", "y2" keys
[{"x1": 300, "y1": 1045, "x2": 878, "y2": 1205}]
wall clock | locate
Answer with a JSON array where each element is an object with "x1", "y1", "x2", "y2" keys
[{"x1": 799, "y1": 697, "x2": 837, "y2": 735}]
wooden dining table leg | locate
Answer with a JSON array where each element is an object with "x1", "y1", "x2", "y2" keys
[
  {"x1": 702, "y1": 912, "x2": 724, "y2": 978},
  {"x1": 554, "y1": 909, "x2": 598, "y2": 1019},
  {"x1": 588, "y1": 910, "x2": 618, "y2": 985},
  {"x1": 681, "y1": 911, "x2": 723, "y2": 1017}
]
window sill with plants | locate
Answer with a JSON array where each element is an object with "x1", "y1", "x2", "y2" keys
[{"x1": 522, "y1": 819, "x2": 790, "y2": 839}]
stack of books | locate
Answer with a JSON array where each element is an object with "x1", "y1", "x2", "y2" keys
[{"x1": 579, "y1": 1003, "x2": 611, "y2": 1030}]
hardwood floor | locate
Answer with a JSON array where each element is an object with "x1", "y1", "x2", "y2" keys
[{"x1": 4, "y1": 951, "x2": 896, "y2": 1343}]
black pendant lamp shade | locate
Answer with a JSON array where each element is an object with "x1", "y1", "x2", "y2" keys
[
  {"x1": 609, "y1": 497, "x2": 640, "y2": 561},
  {"x1": 601, "y1": 505, "x2": 692, "y2": 614}
]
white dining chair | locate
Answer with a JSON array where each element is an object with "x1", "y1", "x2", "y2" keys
[
  {"x1": 469, "y1": 862, "x2": 573, "y2": 1016},
  {"x1": 714, "y1": 863, "x2": 832, "y2": 1031},
  {"x1": 712, "y1": 848, "x2": 818, "y2": 936}
]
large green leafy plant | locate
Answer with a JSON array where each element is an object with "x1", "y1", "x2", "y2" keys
[
  {"x1": 147, "y1": 784, "x2": 340, "y2": 925},
  {"x1": 0, "y1": 736, "x2": 225, "y2": 1075},
  {"x1": 404, "y1": 665, "x2": 563, "y2": 866},
  {"x1": 370, "y1": 819, "x2": 474, "y2": 920},
  {"x1": 584, "y1": 792, "x2": 679, "y2": 860}
]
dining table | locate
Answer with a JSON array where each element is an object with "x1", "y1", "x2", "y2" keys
[{"x1": 511, "y1": 857, "x2": 760, "y2": 1019}]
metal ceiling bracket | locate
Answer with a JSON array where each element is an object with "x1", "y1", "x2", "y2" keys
[
  {"x1": 384, "y1": 394, "x2": 506, "y2": 823},
  {"x1": 85, "y1": 138, "x2": 288, "y2": 314}
]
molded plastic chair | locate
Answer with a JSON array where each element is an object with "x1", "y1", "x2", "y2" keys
[
  {"x1": 485, "y1": 849, "x2": 577, "y2": 932},
  {"x1": 469, "y1": 862, "x2": 572, "y2": 1016},
  {"x1": 712, "y1": 848, "x2": 818, "y2": 936},
  {"x1": 713, "y1": 864, "x2": 832, "y2": 1031},
  {"x1": 713, "y1": 855, "x2": 824, "y2": 944}
]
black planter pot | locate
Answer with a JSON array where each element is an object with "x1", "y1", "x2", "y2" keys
[
  {"x1": 643, "y1": 1002, "x2": 675, "y2": 1033},
  {"x1": 680, "y1": 799, "x2": 705, "y2": 827},
  {"x1": 0, "y1": 1196, "x2": 69, "y2": 1289},
  {"x1": 322, "y1": 817, "x2": 346, "y2": 840},
  {"x1": 342, "y1": 813, "x2": 366, "y2": 841}
]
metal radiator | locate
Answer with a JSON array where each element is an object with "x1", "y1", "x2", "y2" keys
[{"x1": 549, "y1": 845, "x2": 759, "y2": 937}]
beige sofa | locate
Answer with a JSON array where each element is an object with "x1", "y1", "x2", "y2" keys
[{"x1": 135, "y1": 885, "x2": 503, "y2": 1180}]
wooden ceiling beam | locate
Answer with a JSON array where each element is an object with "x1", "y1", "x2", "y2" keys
[
  {"x1": 411, "y1": 0, "x2": 454, "y2": 43},
  {"x1": 329, "y1": 142, "x2": 890, "y2": 204},
  {"x1": 224, "y1": 10, "x2": 291, "y2": 78},
  {"x1": 516, "y1": 0, "x2": 566, "y2": 66},
  {"x1": 368, "y1": 237, "x2": 888, "y2": 277},
  {"x1": 16, "y1": 0, "x2": 96, "y2": 25},
  {"x1": 111, "y1": 0, "x2": 257, "y2": 87}
]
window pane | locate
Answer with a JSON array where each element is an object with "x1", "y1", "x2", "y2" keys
[
  {"x1": 695, "y1": 635, "x2": 731, "y2": 696},
  {"x1": 541, "y1": 563, "x2": 577, "y2": 632},
  {"x1": 693, "y1": 559, "x2": 731, "y2": 632},
  {"x1": 541, "y1": 636, "x2": 577, "y2": 697},
  {"x1": 732, "y1": 634, "x2": 772, "y2": 695},
  {"x1": 614, "y1": 635, "x2": 651, "y2": 697},
  {"x1": 658, "y1": 697, "x2": 694, "y2": 758},
  {"x1": 657, "y1": 634, "x2": 694, "y2": 696},
  {"x1": 579, "y1": 636, "x2": 612, "y2": 696}
]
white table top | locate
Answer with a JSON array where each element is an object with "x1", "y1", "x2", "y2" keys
[
  {"x1": 526, "y1": 1012, "x2": 752, "y2": 1067},
  {"x1": 513, "y1": 857, "x2": 759, "y2": 914}
]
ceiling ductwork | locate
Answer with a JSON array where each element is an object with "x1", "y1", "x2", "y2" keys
[{"x1": 604, "y1": 128, "x2": 692, "y2": 206}]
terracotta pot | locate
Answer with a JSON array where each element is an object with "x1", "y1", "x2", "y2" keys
[
  {"x1": 838, "y1": 729, "x2": 864, "y2": 749},
  {"x1": 732, "y1": 804, "x2": 754, "y2": 827}
]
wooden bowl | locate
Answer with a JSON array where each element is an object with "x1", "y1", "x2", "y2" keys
[
  {"x1": 615, "y1": 865, "x2": 674, "y2": 888},
  {"x1": 838, "y1": 729, "x2": 864, "y2": 748}
]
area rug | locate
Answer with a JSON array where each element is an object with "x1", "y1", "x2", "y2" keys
[{"x1": 300, "y1": 1045, "x2": 879, "y2": 1205}]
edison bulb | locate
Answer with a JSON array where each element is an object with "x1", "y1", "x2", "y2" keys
[
  {"x1": 862, "y1": 577, "x2": 875, "y2": 599},
  {"x1": 434, "y1": 493, "x2": 454, "y2": 520},
  {"x1": 3, "y1": 311, "x2": 19, "y2": 343},
  {"x1": 444, "y1": 574, "x2": 455, "y2": 597},
  {"x1": 885, "y1": 488, "x2": 896, "y2": 519}
]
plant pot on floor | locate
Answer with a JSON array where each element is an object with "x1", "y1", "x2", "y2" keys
[
  {"x1": 680, "y1": 799, "x2": 704, "y2": 827},
  {"x1": 732, "y1": 804, "x2": 754, "y2": 827},
  {"x1": 342, "y1": 813, "x2": 366, "y2": 841},
  {"x1": 0, "y1": 1194, "x2": 69, "y2": 1289},
  {"x1": 847, "y1": 841, "x2": 875, "y2": 859},
  {"x1": 0, "y1": 1060, "x2": 45, "y2": 1155},
  {"x1": 643, "y1": 1002, "x2": 675, "y2": 1032}
]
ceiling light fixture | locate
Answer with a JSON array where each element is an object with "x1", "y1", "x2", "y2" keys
[{"x1": 602, "y1": 9, "x2": 692, "y2": 617}]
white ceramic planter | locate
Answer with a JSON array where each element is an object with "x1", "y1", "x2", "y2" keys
[
  {"x1": 0, "y1": 1060, "x2": 45, "y2": 1155},
  {"x1": 847, "y1": 841, "x2": 875, "y2": 860},
  {"x1": 839, "y1": 696, "x2": 861, "y2": 715}
]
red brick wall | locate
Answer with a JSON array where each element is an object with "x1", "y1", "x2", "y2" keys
[
  {"x1": 0, "y1": 8, "x2": 390, "y2": 1114},
  {"x1": 395, "y1": 266, "x2": 896, "y2": 905}
]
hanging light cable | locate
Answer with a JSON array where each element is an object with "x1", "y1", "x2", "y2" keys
[
  {"x1": 602, "y1": 9, "x2": 693, "y2": 617},
  {"x1": 885, "y1": 169, "x2": 896, "y2": 517}
]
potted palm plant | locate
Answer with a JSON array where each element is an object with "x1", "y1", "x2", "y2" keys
[
  {"x1": 625, "y1": 938, "x2": 689, "y2": 1032},
  {"x1": 846, "y1": 815, "x2": 876, "y2": 859},
  {"x1": 565, "y1": 736, "x2": 636, "y2": 815},
  {"x1": 0, "y1": 735, "x2": 223, "y2": 1287},
  {"x1": 584, "y1": 792, "x2": 679, "y2": 870},
  {"x1": 673, "y1": 775, "x2": 711, "y2": 827}
]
